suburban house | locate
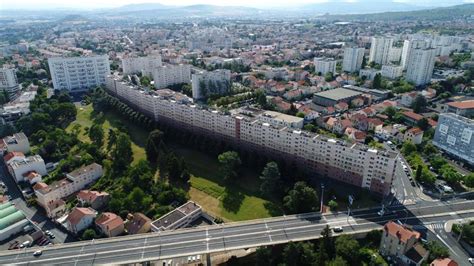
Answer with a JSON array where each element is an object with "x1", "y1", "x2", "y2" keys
[
  {"x1": 22, "y1": 171, "x2": 42, "y2": 185},
  {"x1": 77, "y1": 190, "x2": 110, "y2": 210},
  {"x1": 0, "y1": 133, "x2": 30, "y2": 155},
  {"x1": 66, "y1": 207, "x2": 97, "y2": 234},
  {"x1": 333, "y1": 119, "x2": 353, "y2": 134},
  {"x1": 403, "y1": 111, "x2": 424, "y2": 126},
  {"x1": 151, "y1": 201, "x2": 203, "y2": 232},
  {"x1": 344, "y1": 127, "x2": 367, "y2": 143},
  {"x1": 404, "y1": 127, "x2": 424, "y2": 145},
  {"x1": 44, "y1": 199, "x2": 66, "y2": 219},
  {"x1": 3, "y1": 151, "x2": 25, "y2": 165},
  {"x1": 430, "y1": 258, "x2": 458, "y2": 266},
  {"x1": 95, "y1": 212, "x2": 124, "y2": 237},
  {"x1": 401, "y1": 92, "x2": 419, "y2": 107},
  {"x1": 125, "y1": 213, "x2": 152, "y2": 235},
  {"x1": 380, "y1": 221, "x2": 429, "y2": 266}
]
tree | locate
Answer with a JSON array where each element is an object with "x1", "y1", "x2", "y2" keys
[
  {"x1": 145, "y1": 129, "x2": 164, "y2": 163},
  {"x1": 327, "y1": 256, "x2": 349, "y2": 266},
  {"x1": 282, "y1": 241, "x2": 317, "y2": 266},
  {"x1": 415, "y1": 165, "x2": 423, "y2": 181},
  {"x1": 283, "y1": 181, "x2": 319, "y2": 214},
  {"x1": 426, "y1": 241, "x2": 449, "y2": 261},
  {"x1": 255, "y1": 247, "x2": 273, "y2": 266},
  {"x1": 111, "y1": 133, "x2": 133, "y2": 173},
  {"x1": 82, "y1": 229, "x2": 97, "y2": 240},
  {"x1": 417, "y1": 118, "x2": 429, "y2": 130},
  {"x1": 401, "y1": 141, "x2": 417, "y2": 155},
  {"x1": 259, "y1": 161, "x2": 281, "y2": 196},
  {"x1": 325, "y1": 72, "x2": 334, "y2": 82},
  {"x1": 412, "y1": 95, "x2": 427, "y2": 114},
  {"x1": 383, "y1": 106, "x2": 396, "y2": 119},
  {"x1": 361, "y1": 56, "x2": 367, "y2": 69},
  {"x1": 328, "y1": 200, "x2": 338, "y2": 211},
  {"x1": 465, "y1": 173, "x2": 474, "y2": 188},
  {"x1": 373, "y1": 73, "x2": 382, "y2": 89},
  {"x1": 335, "y1": 235, "x2": 360, "y2": 262},
  {"x1": 218, "y1": 151, "x2": 241, "y2": 181},
  {"x1": 88, "y1": 123, "x2": 104, "y2": 147},
  {"x1": 423, "y1": 143, "x2": 437, "y2": 156}
]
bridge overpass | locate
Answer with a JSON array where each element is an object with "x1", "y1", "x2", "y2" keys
[{"x1": 0, "y1": 200, "x2": 472, "y2": 265}]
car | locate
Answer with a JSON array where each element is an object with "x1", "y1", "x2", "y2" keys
[
  {"x1": 377, "y1": 210, "x2": 385, "y2": 216},
  {"x1": 45, "y1": 230, "x2": 51, "y2": 236},
  {"x1": 33, "y1": 250, "x2": 42, "y2": 257},
  {"x1": 468, "y1": 258, "x2": 474, "y2": 264},
  {"x1": 333, "y1": 227, "x2": 343, "y2": 233},
  {"x1": 49, "y1": 234, "x2": 55, "y2": 239}
]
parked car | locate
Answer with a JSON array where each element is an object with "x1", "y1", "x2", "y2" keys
[
  {"x1": 333, "y1": 227, "x2": 343, "y2": 233},
  {"x1": 33, "y1": 250, "x2": 42, "y2": 257}
]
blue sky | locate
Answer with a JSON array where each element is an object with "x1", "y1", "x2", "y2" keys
[{"x1": 2, "y1": 0, "x2": 473, "y2": 10}]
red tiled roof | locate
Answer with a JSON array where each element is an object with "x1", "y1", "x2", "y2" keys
[
  {"x1": 447, "y1": 100, "x2": 474, "y2": 109},
  {"x1": 67, "y1": 207, "x2": 96, "y2": 226},
  {"x1": 384, "y1": 221, "x2": 420, "y2": 243},
  {"x1": 403, "y1": 111, "x2": 424, "y2": 121},
  {"x1": 407, "y1": 127, "x2": 423, "y2": 135},
  {"x1": 95, "y1": 212, "x2": 124, "y2": 231},
  {"x1": 77, "y1": 190, "x2": 109, "y2": 203},
  {"x1": 3, "y1": 151, "x2": 25, "y2": 162},
  {"x1": 430, "y1": 258, "x2": 458, "y2": 266},
  {"x1": 33, "y1": 182, "x2": 48, "y2": 191}
]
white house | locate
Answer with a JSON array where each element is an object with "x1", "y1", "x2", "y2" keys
[
  {"x1": 7, "y1": 155, "x2": 47, "y2": 182},
  {"x1": 66, "y1": 207, "x2": 97, "y2": 234},
  {"x1": 404, "y1": 127, "x2": 424, "y2": 145},
  {"x1": 1, "y1": 133, "x2": 30, "y2": 155}
]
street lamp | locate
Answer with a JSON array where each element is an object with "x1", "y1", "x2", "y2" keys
[{"x1": 320, "y1": 183, "x2": 325, "y2": 213}]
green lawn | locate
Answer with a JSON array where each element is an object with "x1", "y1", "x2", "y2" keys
[
  {"x1": 66, "y1": 104, "x2": 146, "y2": 165},
  {"x1": 67, "y1": 104, "x2": 281, "y2": 221}
]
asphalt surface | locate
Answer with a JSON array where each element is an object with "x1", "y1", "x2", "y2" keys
[
  {"x1": 0, "y1": 162, "x2": 74, "y2": 245},
  {"x1": 0, "y1": 199, "x2": 472, "y2": 265}
]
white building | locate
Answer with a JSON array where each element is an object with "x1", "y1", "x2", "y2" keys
[
  {"x1": 258, "y1": 110, "x2": 304, "y2": 129},
  {"x1": 7, "y1": 155, "x2": 47, "y2": 182},
  {"x1": 359, "y1": 69, "x2": 381, "y2": 80},
  {"x1": 33, "y1": 163, "x2": 103, "y2": 212},
  {"x1": 381, "y1": 65, "x2": 403, "y2": 80},
  {"x1": 0, "y1": 68, "x2": 20, "y2": 100},
  {"x1": 369, "y1": 37, "x2": 393, "y2": 65},
  {"x1": 66, "y1": 207, "x2": 97, "y2": 234},
  {"x1": 401, "y1": 39, "x2": 430, "y2": 70},
  {"x1": 314, "y1": 57, "x2": 336, "y2": 75},
  {"x1": 405, "y1": 48, "x2": 436, "y2": 86},
  {"x1": 122, "y1": 55, "x2": 162, "y2": 77},
  {"x1": 151, "y1": 201, "x2": 202, "y2": 232},
  {"x1": 388, "y1": 47, "x2": 402, "y2": 63},
  {"x1": 1, "y1": 133, "x2": 30, "y2": 154},
  {"x1": 48, "y1": 55, "x2": 110, "y2": 92},
  {"x1": 343, "y1": 47, "x2": 365, "y2": 73},
  {"x1": 105, "y1": 76, "x2": 398, "y2": 195},
  {"x1": 153, "y1": 64, "x2": 191, "y2": 89},
  {"x1": 191, "y1": 69, "x2": 231, "y2": 100}
]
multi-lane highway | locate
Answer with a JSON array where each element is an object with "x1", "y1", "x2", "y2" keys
[{"x1": 0, "y1": 199, "x2": 472, "y2": 265}]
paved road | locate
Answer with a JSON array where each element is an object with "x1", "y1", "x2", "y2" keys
[
  {"x1": 0, "y1": 162, "x2": 74, "y2": 244},
  {"x1": 0, "y1": 199, "x2": 472, "y2": 265},
  {"x1": 392, "y1": 156, "x2": 419, "y2": 205}
]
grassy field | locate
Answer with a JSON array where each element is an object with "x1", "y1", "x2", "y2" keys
[
  {"x1": 67, "y1": 104, "x2": 280, "y2": 221},
  {"x1": 66, "y1": 104, "x2": 146, "y2": 165}
]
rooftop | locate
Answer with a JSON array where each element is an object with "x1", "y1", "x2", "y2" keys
[
  {"x1": 151, "y1": 201, "x2": 201, "y2": 231},
  {"x1": 447, "y1": 100, "x2": 474, "y2": 109},
  {"x1": 67, "y1": 163, "x2": 102, "y2": 179},
  {"x1": 67, "y1": 207, "x2": 96, "y2": 226},
  {"x1": 384, "y1": 221, "x2": 420, "y2": 243},
  {"x1": 314, "y1": 88, "x2": 362, "y2": 101}
]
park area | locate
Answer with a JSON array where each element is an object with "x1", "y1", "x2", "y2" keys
[{"x1": 66, "y1": 104, "x2": 280, "y2": 221}]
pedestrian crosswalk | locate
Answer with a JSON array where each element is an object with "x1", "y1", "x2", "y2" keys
[{"x1": 426, "y1": 223, "x2": 445, "y2": 231}]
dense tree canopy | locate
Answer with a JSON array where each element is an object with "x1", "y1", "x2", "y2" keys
[{"x1": 283, "y1": 181, "x2": 319, "y2": 214}]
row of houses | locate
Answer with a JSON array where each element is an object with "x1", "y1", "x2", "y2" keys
[{"x1": 106, "y1": 75, "x2": 398, "y2": 195}]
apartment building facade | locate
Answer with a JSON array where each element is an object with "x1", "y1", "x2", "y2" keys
[
  {"x1": 48, "y1": 55, "x2": 110, "y2": 92},
  {"x1": 433, "y1": 113, "x2": 473, "y2": 165},
  {"x1": 152, "y1": 64, "x2": 191, "y2": 89},
  {"x1": 369, "y1": 37, "x2": 393, "y2": 65},
  {"x1": 191, "y1": 69, "x2": 231, "y2": 100},
  {"x1": 0, "y1": 68, "x2": 20, "y2": 100},
  {"x1": 342, "y1": 48, "x2": 365, "y2": 73},
  {"x1": 381, "y1": 65, "x2": 403, "y2": 80},
  {"x1": 106, "y1": 76, "x2": 398, "y2": 195},
  {"x1": 7, "y1": 155, "x2": 47, "y2": 182},
  {"x1": 405, "y1": 48, "x2": 436, "y2": 86},
  {"x1": 122, "y1": 55, "x2": 162, "y2": 77},
  {"x1": 314, "y1": 57, "x2": 337, "y2": 75}
]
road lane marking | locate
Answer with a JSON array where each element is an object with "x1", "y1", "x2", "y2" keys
[
  {"x1": 141, "y1": 236, "x2": 148, "y2": 259},
  {"x1": 265, "y1": 222, "x2": 272, "y2": 242}
]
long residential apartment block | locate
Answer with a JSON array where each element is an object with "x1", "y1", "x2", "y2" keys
[{"x1": 106, "y1": 75, "x2": 398, "y2": 195}]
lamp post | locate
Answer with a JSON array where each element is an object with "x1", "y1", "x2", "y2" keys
[{"x1": 320, "y1": 183, "x2": 325, "y2": 213}]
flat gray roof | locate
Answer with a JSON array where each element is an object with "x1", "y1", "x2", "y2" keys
[{"x1": 314, "y1": 88, "x2": 362, "y2": 101}]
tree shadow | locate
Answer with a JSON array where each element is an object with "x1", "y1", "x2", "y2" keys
[{"x1": 222, "y1": 188, "x2": 244, "y2": 213}]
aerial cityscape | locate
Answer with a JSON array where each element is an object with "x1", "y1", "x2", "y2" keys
[{"x1": 0, "y1": 0, "x2": 473, "y2": 265}]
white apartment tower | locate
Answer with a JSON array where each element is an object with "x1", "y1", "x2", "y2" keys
[
  {"x1": 122, "y1": 55, "x2": 162, "y2": 77},
  {"x1": 343, "y1": 48, "x2": 365, "y2": 73},
  {"x1": 48, "y1": 55, "x2": 110, "y2": 92},
  {"x1": 314, "y1": 57, "x2": 337, "y2": 75},
  {"x1": 405, "y1": 48, "x2": 436, "y2": 86},
  {"x1": 191, "y1": 69, "x2": 231, "y2": 100},
  {"x1": 401, "y1": 39, "x2": 430, "y2": 70},
  {"x1": 369, "y1": 37, "x2": 393, "y2": 65},
  {"x1": 0, "y1": 68, "x2": 20, "y2": 100},
  {"x1": 381, "y1": 65, "x2": 403, "y2": 80},
  {"x1": 153, "y1": 64, "x2": 191, "y2": 89}
]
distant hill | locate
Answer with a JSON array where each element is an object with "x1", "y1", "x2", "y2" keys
[
  {"x1": 302, "y1": 0, "x2": 425, "y2": 14},
  {"x1": 325, "y1": 3, "x2": 474, "y2": 21},
  {"x1": 113, "y1": 3, "x2": 172, "y2": 12}
]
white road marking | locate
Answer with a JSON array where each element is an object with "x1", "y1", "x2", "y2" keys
[
  {"x1": 141, "y1": 236, "x2": 148, "y2": 259},
  {"x1": 435, "y1": 233, "x2": 459, "y2": 257},
  {"x1": 265, "y1": 222, "x2": 272, "y2": 242}
]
